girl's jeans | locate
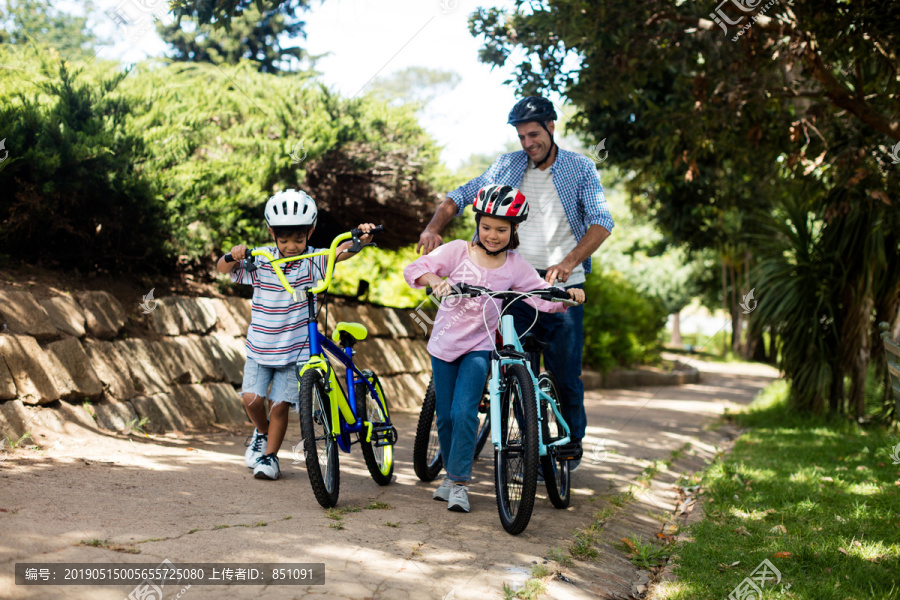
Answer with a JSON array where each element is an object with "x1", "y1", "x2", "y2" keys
[{"x1": 431, "y1": 351, "x2": 490, "y2": 483}]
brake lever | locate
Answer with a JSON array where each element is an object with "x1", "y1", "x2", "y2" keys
[{"x1": 348, "y1": 237, "x2": 377, "y2": 253}]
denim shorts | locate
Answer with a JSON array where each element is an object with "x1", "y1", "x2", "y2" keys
[{"x1": 240, "y1": 358, "x2": 300, "y2": 408}]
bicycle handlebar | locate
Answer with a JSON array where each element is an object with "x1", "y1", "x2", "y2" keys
[
  {"x1": 223, "y1": 226, "x2": 383, "y2": 298},
  {"x1": 447, "y1": 283, "x2": 578, "y2": 306}
]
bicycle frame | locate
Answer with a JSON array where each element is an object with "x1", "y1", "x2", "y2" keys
[
  {"x1": 489, "y1": 313, "x2": 571, "y2": 457},
  {"x1": 248, "y1": 231, "x2": 390, "y2": 454}
]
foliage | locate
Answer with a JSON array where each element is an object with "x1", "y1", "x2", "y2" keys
[
  {"x1": 157, "y1": 3, "x2": 311, "y2": 73},
  {"x1": 582, "y1": 269, "x2": 668, "y2": 371},
  {"x1": 369, "y1": 66, "x2": 461, "y2": 108},
  {"x1": 0, "y1": 46, "x2": 169, "y2": 270},
  {"x1": 469, "y1": 0, "x2": 900, "y2": 414},
  {"x1": 0, "y1": 0, "x2": 100, "y2": 58},
  {"x1": 171, "y1": 0, "x2": 309, "y2": 27}
]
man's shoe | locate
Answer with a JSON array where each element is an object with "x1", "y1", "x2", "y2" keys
[
  {"x1": 244, "y1": 429, "x2": 267, "y2": 468},
  {"x1": 433, "y1": 478, "x2": 453, "y2": 502},
  {"x1": 253, "y1": 453, "x2": 280, "y2": 480},
  {"x1": 447, "y1": 485, "x2": 470, "y2": 513}
]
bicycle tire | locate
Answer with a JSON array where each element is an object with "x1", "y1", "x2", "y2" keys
[
  {"x1": 494, "y1": 363, "x2": 539, "y2": 535},
  {"x1": 299, "y1": 369, "x2": 340, "y2": 508},
  {"x1": 538, "y1": 372, "x2": 571, "y2": 509},
  {"x1": 412, "y1": 376, "x2": 443, "y2": 481},
  {"x1": 473, "y1": 387, "x2": 491, "y2": 460},
  {"x1": 356, "y1": 374, "x2": 394, "y2": 485}
]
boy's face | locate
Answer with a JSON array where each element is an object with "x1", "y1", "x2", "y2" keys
[{"x1": 269, "y1": 227, "x2": 313, "y2": 257}]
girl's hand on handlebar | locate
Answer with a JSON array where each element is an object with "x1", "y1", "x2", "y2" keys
[{"x1": 567, "y1": 288, "x2": 585, "y2": 304}]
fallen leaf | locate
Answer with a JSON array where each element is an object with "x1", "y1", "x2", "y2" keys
[
  {"x1": 773, "y1": 552, "x2": 792, "y2": 558},
  {"x1": 620, "y1": 538, "x2": 638, "y2": 552},
  {"x1": 835, "y1": 515, "x2": 847, "y2": 523},
  {"x1": 770, "y1": 525, "x2": 787, "y2": 535},
  {"x1": 717, "y1": 561, "x2": 741, "y2": 571},
  {"x1": 838, "y1": 547, "x2": 849, "y2": 555},
  {"x1": 186, "y1": 447, "x2": 196, "y2": 452},
  {"x1": 734, "y1": 526, "x2": 751, "y2": 536}
]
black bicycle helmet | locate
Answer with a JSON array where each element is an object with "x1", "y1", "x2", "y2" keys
[
  {"x1": 507, "y1": 96, "x2": 558, "y2": 168},
  {"x1": 507, "y1": 96, "x2": 558, "y2": 125}
]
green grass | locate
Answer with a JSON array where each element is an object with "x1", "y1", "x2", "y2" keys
[
  {"x1": 364, "y1": 501, "x2": 393, "y2": 510},
  {"x1": 659, "y1": 381, "x2": 900, "y2": 600}
]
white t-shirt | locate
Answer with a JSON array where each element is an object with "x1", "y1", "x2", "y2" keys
[{"x1": 516, "y1": 161, "x2": 585, "y2": 286}]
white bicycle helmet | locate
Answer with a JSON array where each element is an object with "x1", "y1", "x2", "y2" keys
[{"x1": 264, "y1": 189, "x2": 318, "y2": 228}]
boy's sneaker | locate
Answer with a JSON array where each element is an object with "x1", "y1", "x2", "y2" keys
[
  {"x1": 433, "y1": 478, "x2": 453, "y2": 502},
  {"x1": 245, "y1": 429, "x2": 267, "y2": 468},
  {"x1": 447, "y1": 485, "x2": 470, "y2": 513},
  {"x1": 253, "y1": 453, "x2": 280, "y2": 480}
]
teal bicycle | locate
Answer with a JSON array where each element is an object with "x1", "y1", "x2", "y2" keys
[{"x1": 447, "y1": 283, "x2": 579, "y2": 534}]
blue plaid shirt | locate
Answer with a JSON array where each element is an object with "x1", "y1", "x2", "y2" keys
[{"x1": 447, "y1": 149, "x2": 614, "y2": 274}]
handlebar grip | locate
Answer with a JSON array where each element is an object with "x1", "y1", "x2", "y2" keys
[
  {"x1": 548, "y1": 286, "x2": 570, "y2": 299},
  {"x1": 350, "y1": 224, "x2": 384, "y2": 237},
  {"x1": 223, "y1": 248, "x2": 252, "y2": 263}
]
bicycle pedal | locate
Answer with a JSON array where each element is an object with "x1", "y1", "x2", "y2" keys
[{"x1": 371, "y1": 425, "x2": 398, "y2": 447}]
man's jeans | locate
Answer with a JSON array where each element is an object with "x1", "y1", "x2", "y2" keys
[
  {"x1": 508, "y1": 285, "x2": 586, "y2": 440},
  {"x1": 431, "y1": 351, "x2": 490, "y2": 483}
]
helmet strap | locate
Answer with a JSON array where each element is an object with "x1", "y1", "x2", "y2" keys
[
  {"x1": 475, "y1": 240, "x2": 508, "y2": 256},
  {"x1": 533, "y1": 121, "x2": 556, "y2": 169}
]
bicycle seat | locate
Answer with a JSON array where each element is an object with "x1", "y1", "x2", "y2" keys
[
  {"x1": 520, "y1": 334, "x2": 550, "y2": 354},
  {"x1": 332, "y1": 322, "x2": 368, "y2": 344}
]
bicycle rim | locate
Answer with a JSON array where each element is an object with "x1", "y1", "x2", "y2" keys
[
  {"x1": 494, "y1": 364, "x2": 538, "y2": 535},
  {"x1": 358, "y1": 378, "x2": 393, "y2": 484},
  {"x1": 539, "y1": 373, "x2": 570, "y2": 508},
  {"x1": 413, "y1": 376, "x2": 443, "y2": 481},
  {"x1": 299, "y1": 370, "x2": 340, "y2": 508}
]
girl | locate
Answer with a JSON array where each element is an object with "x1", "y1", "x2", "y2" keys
[{"x1": 403, "y1": 184, "x2": 585, "y2": 512}]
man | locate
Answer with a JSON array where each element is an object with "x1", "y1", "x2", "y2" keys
[{"x1": 416, "y1": 96, "x2": 614, "y2": 469}]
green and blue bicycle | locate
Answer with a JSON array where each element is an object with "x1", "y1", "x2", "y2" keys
[{"x1": 226, "y1": 226, "x2": 397, "y2": 508}]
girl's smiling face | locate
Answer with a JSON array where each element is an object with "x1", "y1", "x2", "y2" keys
[{"x1": 477, "y1": 215, "x2": 514, "y2": 252}]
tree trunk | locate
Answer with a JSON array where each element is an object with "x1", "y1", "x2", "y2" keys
[
  {"x1": 748, "y1": 330, "x2": 767, "y2": 362},
  {"x1": 671, "y1": 311, "x2": 682, "y2": 347},
  {"x1": 730, "y1": 264, "x2": 742, "y2": 355},
  {"x1": 721, "y1": 258, "x2": 728, "y2": 356},
  {"x1": 829, "y1": 364, "x2": 845, "y2": 415}
]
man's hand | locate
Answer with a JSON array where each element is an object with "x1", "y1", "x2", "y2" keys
[
  {"x1": 545, "y1": 259, "x2": 577, "y2": 284},
  {"x1": 567, "y1": 288, "x2": 585, "y2": 304},
  {"x1": 416, "y1": 229, "x2": 443, "y2": 255}
]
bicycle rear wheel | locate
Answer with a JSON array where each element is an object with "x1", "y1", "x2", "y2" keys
[
  {"x1": 299, "y1": 369, "x2": 340, "y2": 508},
  {"x1": 356, "y1": 373, "x2": 394, "y2": 485},
  {"x1": 494, "y1": 363, "x2": 538, "y2": 535},
  {"x1": 473, "y1": 383, "x2": 491, "y2": 460},
  {"x1": 539, "y1": 372, "x2": 571, "y2": 508},
  {"x1": 413, "y1": 376, "x2": 443, "y2": 481}
]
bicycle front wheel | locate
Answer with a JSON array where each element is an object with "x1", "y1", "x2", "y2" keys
[
  {"x1": 299, "y1": 369, "x2": 340, "y2": 508},
  {"x1": 494, "y1": 363, "x2": 538, "y2": 535},
  {"x1": 413, "y1": 376, "x2": 443, "y2": 481},
  {"x1": 539, "y1": 372, "x2": 571, "y2": 509},
  {"x1": 356, "y1": 374, "x2": 394, "y2": 485}
]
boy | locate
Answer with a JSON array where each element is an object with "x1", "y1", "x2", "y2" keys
[{"x1": 217, "y1": 189, "x2": 376, "y2": 480}]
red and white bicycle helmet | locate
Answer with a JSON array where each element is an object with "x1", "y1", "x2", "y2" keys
[
  {"x1": 472, "y1": 184, "x2": 529, "y2": 224},
  {"x1": 264, "y1": 189, "x2": 318, "y2": 228}
]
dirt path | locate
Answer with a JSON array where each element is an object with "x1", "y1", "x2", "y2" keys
[{"x1": 0, "y1": 359, "x2": 778, "y2": 600}]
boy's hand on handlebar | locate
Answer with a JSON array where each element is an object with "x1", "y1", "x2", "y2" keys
[
  {"x1": 229, "y1": 244, "x2": 248, "y2": 261},
  {"x1": 356, "y1": 223, "x2": 377, "y2": 244},
  {"x1": 567, "y1": 288, "x2": 585, "y2": 304}
]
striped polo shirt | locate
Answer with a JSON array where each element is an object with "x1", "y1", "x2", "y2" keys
[
  {"x1": 516, "y1": 160, "x2": 586, "y2": 286},
  {"x1": 231, "y1": 246, "x2": 328, "y2": 367}
]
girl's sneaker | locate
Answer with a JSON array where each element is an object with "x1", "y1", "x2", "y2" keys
[
  {"x1": 433, "y1": 478, "x2": 453, "y2": 501},
  {"x1": 253, "y1": 453, "x2": 280, "y2": 480},
  {"x1": 244, "y1": 429, "x2": 267, "y2": 468},
  {"x1": 448, "y1": 485, "x2": 470, "y2": 512}
]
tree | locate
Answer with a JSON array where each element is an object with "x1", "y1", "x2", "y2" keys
[
  {"x1": 157, "y1": 3, "x2": 310, "y2": 73},
  {"x1": 468, "y1": 0, "x2": 900, "y2": 415},
  {"x1": 0, "y1": 0, "x2": 99, "y2": 58},
  {"x1": 369, "y1": 67, "x2": 461, "y2": 108},
  {"x1": 171, "y1": 0, "x2": 309, "y2": 27}
]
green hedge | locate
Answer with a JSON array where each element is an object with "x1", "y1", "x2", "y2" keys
[{"x1": 582, "y1": 269, "x2": 668, "y2": 371}]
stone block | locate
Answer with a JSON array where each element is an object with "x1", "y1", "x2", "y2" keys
[
  {"x1": 177, "y1": 297, "x2": 218, "y2": 334},
  {"x1": 116, "y1": 339, "x2": 169, "y2": 395},
  {"x1": 352, "y1": 304, "x2": 391, "y2": 337},
  {"x1": 131, "y1": 393, "x2": 188, "y2": 433},
  {"x1": 58, "y1": 399, "x2": 101, "y2": 431},
  {"x1": 0, "y1": 335, "x2": 60, "y2": 405},
  {"x1": 382, "y1": 307, "x2": 413, "y2": 338},
  {"x1": 149, "y1": 340, "x2": 192, "y2": 384},
  {"x1": 76, "y1": 291, "x2": 126, "y2": 339},
  {"x1": 351, "y1": 338, "x2": 391, "y2": 377},
  {"x1": 45, "y1": 338, "x2": 103, "y2": 399},
  {"x1": 208, "y1": 383, "x2": 249, "y2": 426},
  {"x1": 170, "y1": 384, "x2": 217, "y2": 429},
  {"x1": 373, "y1": 338, "x2": 407, "y2": 375},
  {"x1": 83, "y1": 340, "x2": 136, "y2": 401},
  {"x1": 93, "y1": 399, "x2": 139, "y2": 432},
  {"x1": 173, "y1": 336, "x2": 225, "y2": 382},
  {"x1": 39, "y1": 295, "x2": 86, "y2": 338},
  {"x1": 395, "y1": 337, "x2": 430, "y2": 372},
  {"x1": 202, "y1": 334, "x2": 245, "y2": 385},
  {"x1": 0, "y1": 351, "x2": 16, "y2": 400},
  {"x1": 0, "y1": 399, "x2": 29, "y2": 440},
  {"x1": 145, "y1": 297, "x2": 181, "y2": 336},
  {"x1": 210, "y1": 298, "x2": 245, "y2": 337},
  {"x1": 0, "y1": 290, "x2": 57, "y2": 339}
]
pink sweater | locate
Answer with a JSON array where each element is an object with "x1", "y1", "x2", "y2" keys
[{"x1": 404, "y1": 240, "x2": 567, "y2": 362}]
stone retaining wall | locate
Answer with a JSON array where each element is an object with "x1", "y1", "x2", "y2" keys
[{"x1": 0, "y1": 289, "x2": 432, "y2": 441}]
